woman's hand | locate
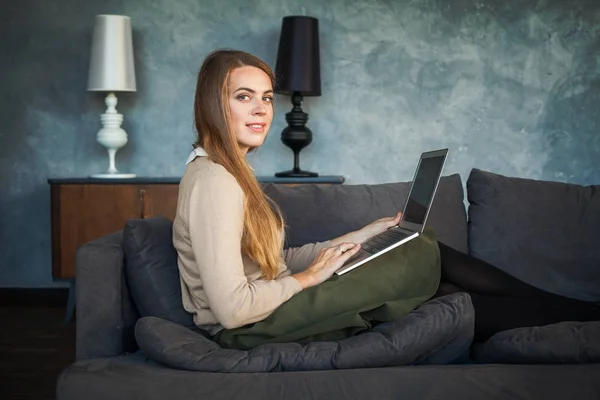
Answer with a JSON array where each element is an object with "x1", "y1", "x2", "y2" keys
[
  {"x1": 330, "y1": 212, "x2": 403, "y2": 246},
  {"x1": 293, "y1": 242, "x2": 362, "y2": 289}
]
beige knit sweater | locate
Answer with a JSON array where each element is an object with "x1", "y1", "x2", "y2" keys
[{"x1": 172, "y1": 156, "x2": 330, "y2": 335}]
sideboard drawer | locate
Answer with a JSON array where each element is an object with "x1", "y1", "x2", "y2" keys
[{"x1": 50, "y1": 183, "x2": 178, "y2": 279}]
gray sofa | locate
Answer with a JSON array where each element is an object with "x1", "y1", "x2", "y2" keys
[{"x1": 56, "y1": 168, "x2": 600, "y2": 399}]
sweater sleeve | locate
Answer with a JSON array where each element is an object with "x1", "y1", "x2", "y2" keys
[
  {"x1": 187, "y1": 168, "x2": 302, "y2": 330},
  {"x1": 283, "y1": 240, "x2": 332, "y2": 274}
]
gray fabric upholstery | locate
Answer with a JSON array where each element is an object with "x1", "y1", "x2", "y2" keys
[
  {"x1": 57, "y1": 352, "x2": 600, "y2": 400},
  {"x1": 134, "y1": 293, "x2": 473, "y2": 372},
  {"x1": 66, "y1": 171, "x2": 600, "y2": 400},
  {"x1": 472, "y1": 321, "x2": 600, "y2": 364},
  {"x1": 262, "y1": 173, "x2": 468, "y2": 253},
  {"x1": 467, "y1": 168, "x2": 600, "y2": 301},
  {"x1": 122, "y1": 217, "x2": 195, "y2": 328},
  {"x1": 75, "y1": 231, "x2": 139, "y2": 360}
]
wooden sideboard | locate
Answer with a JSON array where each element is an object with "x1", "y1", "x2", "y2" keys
[{"x1": 48, "y1": 176, "x2": 345, "y2": 280}]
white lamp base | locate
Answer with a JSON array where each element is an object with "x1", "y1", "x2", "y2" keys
[
  {"x1": 92, "y1": 92, "x2": 136, "y2": 179},
  {"x1": 90, "y1": 173, "x2": 137, "y2": 179}
]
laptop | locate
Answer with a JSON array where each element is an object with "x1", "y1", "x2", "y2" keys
[{"x1": 335, "y1": 148, "x2": 448, "y2": 276}]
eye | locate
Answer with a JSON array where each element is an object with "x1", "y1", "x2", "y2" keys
[
  {"x1": 263, "y1": 96, "x2": 273, "y2": 103},
  {"x1": 236, "y1": 94, "x2": 250, "y2": 101}
]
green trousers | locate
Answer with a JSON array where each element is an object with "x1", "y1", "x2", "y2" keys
[{"x1": 217, "y1": 229, "x2": 441, "y2": 350}]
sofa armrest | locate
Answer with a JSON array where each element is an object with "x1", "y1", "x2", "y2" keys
[{"x1": 75, "y1": 230, "x2": 139, "y2": 360}]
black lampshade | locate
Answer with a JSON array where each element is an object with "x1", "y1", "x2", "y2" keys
[{"x1": 275, "y1": 16, "x2": 321, "y2": 96}]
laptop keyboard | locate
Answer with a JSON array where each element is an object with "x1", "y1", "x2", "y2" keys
[{"x1": 361, "y1": 228, "x2": 411, "y2": 255}]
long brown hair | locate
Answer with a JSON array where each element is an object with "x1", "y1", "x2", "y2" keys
[{"x1": 193, "y1": 49, "x2": 283, "y2": 280}]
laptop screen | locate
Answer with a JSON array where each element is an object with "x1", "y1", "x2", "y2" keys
[{"x1": 402, "y1": 154, "x2": 446, "y2": 225}]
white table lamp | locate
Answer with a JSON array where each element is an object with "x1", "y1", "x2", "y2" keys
[{"x1": 87, "y1": 14, "x2": 137, "y2": 178}]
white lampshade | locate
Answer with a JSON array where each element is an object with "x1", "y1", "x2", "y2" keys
[{"x1": 87, "y1": 14, "x2": 136, "y2": 92}]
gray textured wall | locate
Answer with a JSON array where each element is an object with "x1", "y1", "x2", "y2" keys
[{"x1": 2, "y1": 0, "x2": 600, "y2": 287}]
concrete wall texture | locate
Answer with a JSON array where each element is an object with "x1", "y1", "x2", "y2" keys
[{"x1": 2, "y1": 0, "x2": 599, "y2": 287}]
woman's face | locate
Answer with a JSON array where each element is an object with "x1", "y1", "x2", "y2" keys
[{"x1": 228, "y1": 66, "x2": 274, "y2": 154}]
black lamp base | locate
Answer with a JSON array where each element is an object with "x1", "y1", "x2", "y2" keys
[
  {"x1": 275, "y1": 92, "x2": 319, "y2": 178},
  {"x1": 275, "y1": 169, "x2": 318, "y2": 178}
]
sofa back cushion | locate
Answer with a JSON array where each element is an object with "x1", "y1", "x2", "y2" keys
[
  {"x1": 262, "y1": 173, "x2": 468, "y2": 254},
  {"x1": 122, "y1": 217, "x2": 195, "y2": 328},
  {"x1": 467, "y1": 168, "x2": 600, "y2": 301}
]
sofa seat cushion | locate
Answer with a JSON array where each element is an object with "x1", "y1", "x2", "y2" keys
[
  {"x1": 134, "y1": 293, "x2": 474, "y2": 373},
  {"x1": 467, "y1": 168, "x2": 600, "y2": 301},
  {"x1": 56, "y1": 353, "x2": 600, "y2": 400},
  {"x1": 262, "y1": 173, "x2": 468, "y2": 253},
  {"x1": 122, "y1": 217, "x2": 195, "y2": 328},
  {"x1": 472, "y1": 321, "x2": 600, "y2": 364}
]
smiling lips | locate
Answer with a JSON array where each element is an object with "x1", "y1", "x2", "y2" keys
[{"x1": 246, "y1": 123, "x2": 266, "y2": 133}]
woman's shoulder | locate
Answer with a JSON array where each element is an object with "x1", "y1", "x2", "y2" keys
[{"x1": 182, "y1": 158, "x2": 242, "y2": 195}]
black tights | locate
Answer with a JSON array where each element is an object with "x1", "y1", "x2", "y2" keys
[{"x1": 434, "y1": 242, "x2": 600, "y2": 342}]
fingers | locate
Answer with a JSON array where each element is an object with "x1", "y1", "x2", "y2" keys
[
  {"x1": 307, "y1": 243, "x2": 363, "y2": 284},
  {"x1": 387, "y1": 212, "x2": 402, "y2": 226},
  {"x1": 332, "y1": 244, "x2": 360, "y2": 263},
  {"x1": 331, "y1": 242, "x2": 358, "y2": 255},
  {"x1": 320, "y1": 243, "x2": 357, "y2": 261},
  {"x1": 340, "y1": 244, "x2": 361, "y2": 260},
  {"x1": 379, "y1": 212, "x2": 402, "y2": 224}
]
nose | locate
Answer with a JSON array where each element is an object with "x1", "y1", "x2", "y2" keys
[{"x1": 252, "y1": 98, "x2": 266, "y2": 116}]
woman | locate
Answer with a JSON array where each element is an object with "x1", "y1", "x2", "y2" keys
[{"x1": 173, "y1": 49, "x2": 599, "y2": 343}]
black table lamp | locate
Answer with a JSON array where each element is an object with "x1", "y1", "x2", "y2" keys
[{"x1": 274, "y1": 16, "x2": 321, "y2": 177}]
